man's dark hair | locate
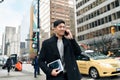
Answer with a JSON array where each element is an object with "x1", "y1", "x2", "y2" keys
[{"x1": 53, "y1": 19, "x2": 65, "y2": 28}]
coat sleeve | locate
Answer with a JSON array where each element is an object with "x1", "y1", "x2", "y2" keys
[
  {"x1": 70, "y1": 39, "x2": 82, "y2": 56},
  {"x1": 38, "y1": 41, "x2": 52, "y2": 76}
]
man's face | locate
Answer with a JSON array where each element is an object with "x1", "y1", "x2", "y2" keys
[{"x1": 54, "y1": 23, "x2": 66, "y2": 36}]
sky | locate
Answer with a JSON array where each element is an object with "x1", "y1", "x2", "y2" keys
[{"x1": 0, "y1": 0, "x2": 33, "y2": 45}]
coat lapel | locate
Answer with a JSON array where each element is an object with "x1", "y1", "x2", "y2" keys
[{"x1": 51, "y1": 36, "x2": 61, "y2": 58}]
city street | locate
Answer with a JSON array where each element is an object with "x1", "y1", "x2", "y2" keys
[
  {"x1": 0, "y1": 0, "x2": 120, "y2": 80},
  {"x1": 0, "y1": 64, "x2": 46, "y2": 80},
  {"x1": 0, "y1": 64, "x2": 120, "y2": 80}
]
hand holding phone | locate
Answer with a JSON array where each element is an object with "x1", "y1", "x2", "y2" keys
[
  {"x1": 64, "y1": 29, "x2": 73, "y2": 39},
  {"x1": 65, "y1": 31, "x2": 69, "y2": 36}
]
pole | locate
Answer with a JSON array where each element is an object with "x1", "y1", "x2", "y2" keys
[
  {"x1": 37, "y1": 0, "x2": 40, "y2": 55},
  {"x1": 37, "y1": 1, "x2": 40, "y2": 74}
]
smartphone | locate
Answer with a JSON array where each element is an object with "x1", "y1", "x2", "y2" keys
[{"x1": 64, "y1": 31, "x2": 69, "y2": 36}]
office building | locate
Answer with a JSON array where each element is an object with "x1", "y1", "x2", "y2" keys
[
  {"x1": 29, "y1": 0, "x2": 75, "y2": 52},
  {"x1": 75, "y1": 0, "x2": 120, "y2": 49},
  {"x1": 40, "y1": 0, "x2": 74, "y2": 40},
  {"x1": 3, "y1": 26, "x2": 20, "y2": 56}
]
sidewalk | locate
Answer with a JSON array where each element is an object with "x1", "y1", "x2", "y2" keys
[
  {"x1": 22, "y1": 63, "x2": 45, "y2": 74},
  {"x1": 22, "y1": 64, "x2": 45, "y2": 75},
  {"x1": 0, "y1": 69, "x2": 46, "y2": 80},
  {"x1": 0, "y1": 64, "x2": 46, "y2": 80},
  {"x1": 22, "y1": 63, "x2": 34, "y2": 73},
  {"x1": 22, "y1": 63, "x2": 46, "y2": 77}
]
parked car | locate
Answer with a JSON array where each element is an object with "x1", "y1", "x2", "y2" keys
[
  {"x1": 76, "y1": 50, "x2": 120, "y2": 79},
  {"x1": 0, "y1": 56, "x2": 8, "y2": 66}
]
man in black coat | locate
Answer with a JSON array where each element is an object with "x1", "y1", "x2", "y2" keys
[
  {"x1": 32, "y1": 56, "x2": 40, "y2": 78},
  {"x1": 38, "y1": 19, "x2": 82, "y2": 80},
  {"x1": 6, "y1": 57, "x2": 12, "y2": 74}
]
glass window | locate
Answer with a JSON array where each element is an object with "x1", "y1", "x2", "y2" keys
[
  {"x1": 111, "y1": 13, "x2": 116, "y2": 20},
  {"x1": 95, "y1": 21, "x2": 97, "y2": 26},
  {"x1": 117, "y1": 11, "x2": 120, "y2": 18},
  {"x1": 97, "y1": 10, "x2": 100, "y2": 15},
  {"x1": 89, "y1": 23, "x2": 92, "y2": 28},
  {"x1": 77, "y1": 55, "x2": 87, "y2": 60},
  {"x1": 94, "y1": 11, "x2": 97, "y2": 17},
  {"x1": 92, "y1": 22, "x2": 95, "y2": 28},
  {"x1": 111, "y1": 2, "x2": 115, "y2": 9},
  {"x1": 91, "y1": 13, "x2": 94, "y2": 18},
  {"x1": 115, "y1": 0, "x2": 119, "y2": 7},
  {"x1": 101, "y1": 18, "x2": 104, "y2": 24},
  {"x1": 108, "y1": 15, "x2": 112, "y2": 22},
  {"x1": 98, "y1": 19, "x2": 100, "y2": 25},
  {"x1": 105, "y1": 16, "x2": 108, "y2": 23},
  {"x1": 107, "y1": 4, "x2": 110, "y2": 11},
  {"x1": 118, "y1": 25, "x2": 120, "y2": 31}
]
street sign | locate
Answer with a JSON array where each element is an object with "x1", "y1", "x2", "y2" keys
[
  {"x1": 33, "y1": 28, "x2": 39, "y2": 32},
  {"x1": 25, "y1": 39, "x2": 33, "y2": 41}
]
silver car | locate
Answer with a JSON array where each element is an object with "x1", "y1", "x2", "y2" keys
[{"x1": 0, "y1": 56, "x2": 8, "y2": 66}]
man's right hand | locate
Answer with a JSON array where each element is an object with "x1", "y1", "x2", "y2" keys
[{"x1": 51, "y1": 68, "x2": 60, "y2": 76}]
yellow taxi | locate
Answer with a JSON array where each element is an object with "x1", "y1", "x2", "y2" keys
[{"x1": 76, "y1": 50, "x2": 120, "y2": 79}]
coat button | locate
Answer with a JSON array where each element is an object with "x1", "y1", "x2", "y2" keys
[{"x1": 74, "y1": 67, "x2": 76, "y2": 70}]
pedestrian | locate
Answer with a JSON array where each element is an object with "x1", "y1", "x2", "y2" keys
[
  {"x1": 38, "y1": 19, "x2": 82, "y2": 80},
  {"x1": 6, "y1": 57, "x2": 13, "y2": 74},
  {"x1": 15, "y1": 61, "x2": 22, "y2": 71},
  {"x1": 32, "y1": 56, "x2": 40, "y2": 78}
]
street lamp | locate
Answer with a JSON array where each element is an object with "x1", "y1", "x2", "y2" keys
[{"x1": 0, "y1": 0, "x2": 4, "y2": 3}]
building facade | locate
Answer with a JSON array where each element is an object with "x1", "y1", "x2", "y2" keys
[
  {"x1": 29, "y1": 0, "x2": 75, "y2": 52},
  {"x1": 75, "y1": 0, "x2": 120, "y2": 50},
  {"x1": 40, "y1": 0, "x2": 75, "y2": 41},
  {"x1": 0, "y1": 45, "x2": 2, "y2": 55},
  {"x1": 3, "y1": 27, "x2": 20, "y2": 56}
]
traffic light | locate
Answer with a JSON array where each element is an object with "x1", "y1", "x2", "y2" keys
[
  {"x1": 32, "y1": 32, "x2": 37, "y2": 49},
  {"x1": 111, "y1": 26, "x2": 115, "y2": 35},
  {"x1": 32, "y1": 43, "x2": 37, "y2": 49},
  {"x1": 32, "y1": 32, "x2": 37, "y2": 41}
]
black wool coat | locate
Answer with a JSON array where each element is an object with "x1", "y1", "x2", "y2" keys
[{"x1": 38, "y1": 35, "x2": 82, "y2": 80}]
